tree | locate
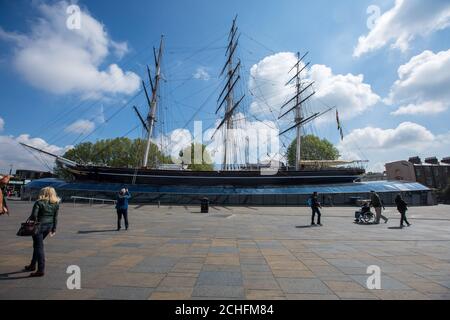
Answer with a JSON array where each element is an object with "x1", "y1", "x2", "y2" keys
[
  {"x1": 287, "y1": 135, "x2": 340, "y2": 166},
  {"x1": 55, "y1": 137, "x2": 171, "y2": 177},
  {"x1": 179, "y1": 143, "x2": 214, "y2": 171}
]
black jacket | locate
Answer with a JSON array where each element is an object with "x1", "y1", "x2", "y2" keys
[
  {"x1": 28, "y1": 200, "x2": 59, "y2": 232},
  {"x1": 370, "y1": 193, "x2": 382, "y2": 207},
  {"x1": 311, "y1": 195, "x2": 320, "y2": 208},
  {"x1": 395, "y1": 198, "x2": 408, "y2": 212}
]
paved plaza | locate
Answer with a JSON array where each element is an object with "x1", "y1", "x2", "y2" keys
[{"x1": 1, "y1": 201, "x2": 450, "y2": 300}]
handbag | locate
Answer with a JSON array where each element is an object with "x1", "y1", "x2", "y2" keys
[{"x1": 17, "y1": 220, "x2": 40, "y2": 237}]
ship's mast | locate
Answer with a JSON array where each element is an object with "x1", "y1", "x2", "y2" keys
[
  {"x1": 224, "y1": 20, "x2": 235, "y2": 170},
  {"x1": 294, "y1": 52, "x2": 302, "y2": 170},
  {"x1": 142, "y1": 35, "x2": 164, "y2": 168},
  {"x1": 278, "y1": 51, "x2": 316, "y2": 170},
  {"x1": 213, "y1": 17, "x2": 244, "y2": 171}
]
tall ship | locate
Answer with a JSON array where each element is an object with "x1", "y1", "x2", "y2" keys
[{"x1": 21, "y1": 18, "x2": 365, "y2": 187}]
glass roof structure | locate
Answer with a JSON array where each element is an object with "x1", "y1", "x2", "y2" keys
[{"x1": 25, "y1": 178, "x2": 429, "y2": 195}]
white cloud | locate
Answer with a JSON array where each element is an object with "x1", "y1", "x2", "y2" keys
[
  {"x1": 337, "y1": 122, "x2": 450, "y2": 171},
  {"x1": 339, "y1": 122, "x2": 434, "y2": 152},
  {"x1": 111, "y1": 40, "x2": 129, "y2": 60},
  {"x1": 65, "y1": 119, "x2": 95, "y2": 134},
  {"x1": 0, "y1": 1, "x2": 140, "y2": 98},
  {"x1": 387, "y1": 49, "x2": 450, "y2": 115},
  {"x1": 193, "y1": 67, "x2": 210, "y2": 81},
  {"x1": 391, "y1": 101, "x2": 447, "y2": 116},
  {"x1": 354, "y1": 0, "x2": 450, "y2": 57},
  {"x1": 0, "y1": 117, "x2": 4, "y2": 131},
  {"x1": 309, "y1": 64, "x2": 380, "y2": 121},
  {"x1": 0, "y1": 134, "x2": 72, "y2": 172},
  {"x1": 164, "y1": 128, "x2": 193, "y2": 159},
  {"x1": 248, "y1": 52, "x2": 380, "y2": 124},
  {"x1": 249, "y1": 52, "x2": 295, "y2": 119}
]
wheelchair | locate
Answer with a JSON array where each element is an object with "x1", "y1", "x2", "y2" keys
[{"x1": 354, "y1": 208, "x2": 375, "y2": 224}]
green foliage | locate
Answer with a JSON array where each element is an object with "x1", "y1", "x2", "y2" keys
[
  {"x1": 55, "y1": 137, "x2": 171, "y2": 177},
  {"x1": 287, "y1": 135, "x2": 340, "y2": 166},
  {"x1": 179, "y1": 143, "x2": 214, "y2": 171}
]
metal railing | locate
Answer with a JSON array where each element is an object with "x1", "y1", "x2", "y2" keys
[{"x1": 70, "y1": 196, "x2": 116, "y2": 206}]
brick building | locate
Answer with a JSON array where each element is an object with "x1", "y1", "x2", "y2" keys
[{"x1": 385, "y1": 156, "x2": 450, "y2": 190}]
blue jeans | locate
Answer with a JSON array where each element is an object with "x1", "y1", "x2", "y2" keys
[
  {"x1": 117, "y1": 209, "x2": 128, "y2": 229},
  {"x1": 311, "y1": 207, "x2": 321, "y2": 224},
  {"x1": 31, "y1": 223, "x2": 52, "y2": 272}
]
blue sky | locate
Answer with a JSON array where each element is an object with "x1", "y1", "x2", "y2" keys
[{"x1": 0, "y1": 0, "x2": 449, "y2": 172}]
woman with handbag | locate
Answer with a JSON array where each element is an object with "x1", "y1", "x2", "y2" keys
[
  {"x1": 0, "y1": 175, "x2": 10, "y2": 216},
  {"x1": 23, "y1": 187, "x2": 60, "y2": 277}
]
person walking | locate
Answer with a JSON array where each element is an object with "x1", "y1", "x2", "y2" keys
[
  {"x1": 0, "y1": 175, "x2": 11, "y2": 216},
  {"x1": 116, "y1": 188, "x2": 131, "y2": 231},
  {"x1": 395, "y1": 194, "x2": 411, "y2": 228},
  {"x1": 370, "y1": 190, "x2": 388, "y2": 224},
  {"x1": 23, "y1": 187, "x2": 60, "y2": 277},
  {"x1": 310, "y1": 191, "x2": 322, "y2": 226}
]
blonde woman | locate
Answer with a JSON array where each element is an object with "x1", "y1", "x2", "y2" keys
[
  {"x1": 0, "y1": 175, "x2": 11, "y2": 215},
  {"x1": 24, "y1": 187, "x2": 60, "y2": 277}
]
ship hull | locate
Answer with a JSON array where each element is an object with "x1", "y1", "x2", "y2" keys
[{"x1": 65, "y1": 165, "x2": 364, "y2": 186}]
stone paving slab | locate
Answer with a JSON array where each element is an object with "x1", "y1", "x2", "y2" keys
[
  {"x1": 95, "y1": 286, "x2": 154, "y2": 300},
  {"x1": 277, "y1": 278, "x2": 334, "y2": 294},
  {"x1": 192, "y1": 285, "x2": 245, "y2": 299},
  {"x1": 1, "y1": 201, "x2": 450, "y2": 299}
]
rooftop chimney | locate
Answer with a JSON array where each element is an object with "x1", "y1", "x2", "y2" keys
[
  {"x1": 425, "y1": 157, "x2": 439, "y2": 165},
  {"x1": 408, "y1": 156, "x2": 421, "y2": 164}
]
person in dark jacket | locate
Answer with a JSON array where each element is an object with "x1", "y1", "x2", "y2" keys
[
  {"x1": 116, "y1": 188, "x2": 131, "y2": 231},
  {"x1": 24, "y1": 187, "x2": 60, "y2": 277},
  {"x1": 370, "y1": 191, "x2": 388, "y2": 224},
  {"x1": 310, "y1": 192, "x2": 322, "y2": 226},
  {"x1": 395, "y1": 194, "x2": 411, "y2": 228}
]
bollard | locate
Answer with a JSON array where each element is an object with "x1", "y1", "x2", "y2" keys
[{"x1": 201, "y1": 197, "x2": 209, "y2": 213}]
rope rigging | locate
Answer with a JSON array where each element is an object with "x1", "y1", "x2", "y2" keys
[{"x1": 26, "y1": 24, "x2": 368, "y2": 172}]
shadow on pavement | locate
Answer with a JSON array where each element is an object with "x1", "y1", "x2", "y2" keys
[
  {"x1": 296, "y1": 225, "x2": 314, "y2": 229},
  {"x1": 353, "y1": 222, "x2": 377, "y2": 226},
  {"x1": 77, "y1": 229, "x2": 117, "y2": 234},
  {"x1": 0, "y1": 270, "x2": 31, "y2": 280}
]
